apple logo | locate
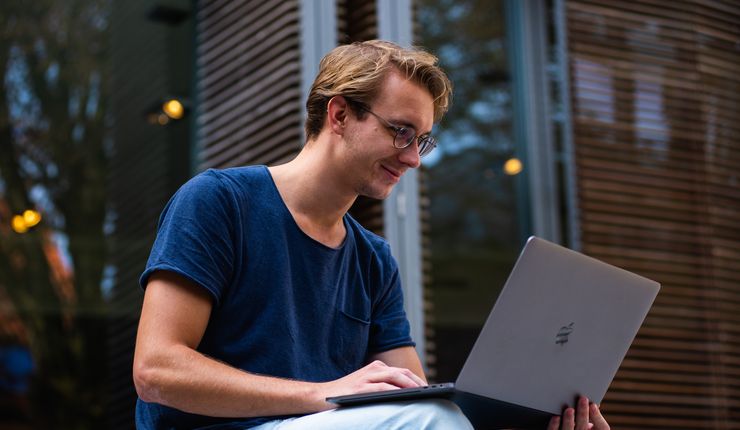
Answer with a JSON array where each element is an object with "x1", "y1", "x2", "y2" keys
[{"x1": 556, "y1": 322, "x2": 575, "y2": 345}]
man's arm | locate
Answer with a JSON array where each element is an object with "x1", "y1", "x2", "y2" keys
[{"x1": 133, "y1": 271, "x2": 425, "y2": 418}]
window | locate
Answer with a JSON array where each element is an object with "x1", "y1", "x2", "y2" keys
[
  {"x1": 0, "y1": 1, "x2": 194, "y2": 427},
  {"x1": 416, "y1": 0, "x2": 533, "y2": 381}
]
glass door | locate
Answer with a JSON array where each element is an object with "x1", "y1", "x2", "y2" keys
[{"x1": 417, "y1": 0, "x2": 531, "y2": 382}]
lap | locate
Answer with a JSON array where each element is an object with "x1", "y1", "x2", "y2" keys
[{"x1": 252, "y1": 399, "x2": 473, "y2": 430}]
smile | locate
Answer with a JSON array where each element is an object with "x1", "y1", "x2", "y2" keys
[{"x1": 381, "y1": 165, "x2": 402, "y2": 182}]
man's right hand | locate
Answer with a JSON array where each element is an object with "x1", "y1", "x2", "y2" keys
[{"x1": 315, "y1": 360, "x2": 426, "y2": 410}]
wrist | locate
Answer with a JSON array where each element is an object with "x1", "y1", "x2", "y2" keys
[{"x1": 297, "y1": 380, "x2": 334, "y2": 413}]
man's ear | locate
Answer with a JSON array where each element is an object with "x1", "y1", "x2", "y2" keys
[{"x1": 326, "y1": 96, "x2": 350, "y2": 135}]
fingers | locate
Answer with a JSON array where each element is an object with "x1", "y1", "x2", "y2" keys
[
  {"x1": 557, "y1": 397, "x2": 610, "y2": 430},
  {"x1": 402, "y1": 368, "x2": 426, "y2": 386},
  {"x1": 590, "y1": 402, "x2": 610, "y2": 430},
  {"x1": 363, "y1": 360, "x2": 424, "y2": 389},
  {"x1": 372, "y1": 366, "x2": 423, "y2": 388},
  {"x1": 561, "y1": 407, "x2": 575, "y2": 429},
  {"x1": 363, "y1": 382, "x2": 400, "y2": 393},
  {"x1": 575, "y1": 397, "x2": 590, "y2": 430}
]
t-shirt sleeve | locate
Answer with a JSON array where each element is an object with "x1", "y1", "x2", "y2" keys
[
  {"x1": 139, "y1": 170, "x2": 237, "y2": 305},
  {"x1": 367, "y1": 248, "x2": 415, "y2": 353}
]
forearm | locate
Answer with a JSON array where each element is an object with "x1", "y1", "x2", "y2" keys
[
  {"x1": 134, "y1": 273, "x2": 330, "y2": 418},
  {"x1": 134, "y1": 344, "x2": 328, "y2": 418},
  {"x1": 134, "y1": 274, "x2": 424, "y2": 419}
]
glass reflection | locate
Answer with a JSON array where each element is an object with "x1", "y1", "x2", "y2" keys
[
  {"x1": 0, "y1": 0, "x2": 194, "y2": 428},
  {"x1": 417, "y1": 0, "x2": 526, "y2": 382},
  {"x1": 1, "y1": 0, "x2": 112, "y2": 426}
]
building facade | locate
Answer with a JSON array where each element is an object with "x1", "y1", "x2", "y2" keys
[{"x1": 0, "y1": 0, "x2": 738, "y2": 428}]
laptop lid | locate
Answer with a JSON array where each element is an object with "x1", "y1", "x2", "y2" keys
[{"x1": 455, "y1": 236, "x2": 660, "y2": 415}]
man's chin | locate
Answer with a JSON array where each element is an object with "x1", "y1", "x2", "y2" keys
[{"x1": 359, "y1": 185, "x2": 394, "y2": 201}]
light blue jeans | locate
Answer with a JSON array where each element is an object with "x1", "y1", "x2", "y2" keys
[{"x1": 251, "y1": 399, "x2": 474, "y2": 430}]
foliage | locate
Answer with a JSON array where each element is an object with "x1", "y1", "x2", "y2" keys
[
  {"x1": 418, "y1": 0, "x2": 520, "y2": 253},
  {"x1": 418, "y1": 0, "x2": 512, "y2": 156},
  {"x1": 0, "y1": 0, "x2": 111, "y2": 428}
]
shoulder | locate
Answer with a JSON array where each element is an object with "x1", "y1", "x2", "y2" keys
[
  {"x1": 191, "y1": 165, "x2": 268, "y2": 189},
  {"x1": 156, "y1": 166, "x2": 272, "y2": 231},
  {"x1": 344, "y1": 214, "x2": 397, "y2": 269},
  {"x1": 174, "y1": 166, "x2": 268, "y2": 203}
]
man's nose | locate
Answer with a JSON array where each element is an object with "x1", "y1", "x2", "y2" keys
[{"x1": 398, "y1": 141, "x2": 421, "y2": 169}]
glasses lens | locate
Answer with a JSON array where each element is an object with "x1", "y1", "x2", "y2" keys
[
  {"x1": 418, "y1": 135, "x2": 436, "y2": 157},
  {"x1": 394, "y1": 127, "x2": 416, "y2": 148}
]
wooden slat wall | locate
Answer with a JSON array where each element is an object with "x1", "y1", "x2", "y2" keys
[
  {"x1": 567, "y1": 0, "x2": 740, "y2": 428},
  {"x1": 194, "y1": 0, "x2": 391, "y2": 231},
  {"x1": 338, "y1": 0, "x2": 379, "y2": 45},
  {"x1": 196, "y1": 0, "x2": 383, "y2": 206},
  {"x1": 196, "y1": 0, "x2": 304, "y2": 169}
]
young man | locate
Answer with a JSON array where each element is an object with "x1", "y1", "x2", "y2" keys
[{"x1": 133, "y1": 40, "x2": 609, "y2": 430}]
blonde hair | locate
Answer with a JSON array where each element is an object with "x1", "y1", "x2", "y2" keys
[{"x1": 305, "y1": 40, "x2": 452, "y2": 140}]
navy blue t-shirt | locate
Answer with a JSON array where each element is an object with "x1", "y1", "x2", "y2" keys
[{"x1": 136, "y1": 166, "x2": 414, "y2": 429}]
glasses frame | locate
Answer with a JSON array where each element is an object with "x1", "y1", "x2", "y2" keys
[{"x1": 353, "y1": 104, "x2": 437, "y2": 158}]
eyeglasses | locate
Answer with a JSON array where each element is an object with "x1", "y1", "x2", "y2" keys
[{"x1": 358, "y1": 107, "x2": 437, "y2": 158}]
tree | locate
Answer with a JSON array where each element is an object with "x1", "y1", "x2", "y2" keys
[{"x1": 0, "y1": 0, "x2": 111, "y2": 427}]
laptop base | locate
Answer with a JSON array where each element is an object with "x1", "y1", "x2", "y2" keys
[
  {"x1": 326, "y1": 383, "x2": 455, "y2": 405},
  {"x1": 328, "y1": 386, "x2": 554, "y2": 430},
  {"x1": 453, "y1": 391, "x2": 553, "y2": 429}
]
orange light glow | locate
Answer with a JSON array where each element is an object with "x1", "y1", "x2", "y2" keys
[
  {"x1": 162, "y1": 99, "x2": 184, "y2": 119},
  {"x1": 12, "y1": 215, "x2": 28, "y2": 233},
  {"x1": 503, "y1": 157, "x2": 523, "y2": 176},
  {"x1": 23, "y1": 209, "x2": 41, "y2": 228}
]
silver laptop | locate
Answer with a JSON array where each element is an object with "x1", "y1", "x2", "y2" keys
[{"x1": 327, "y1": 236, "x2": 660, "y2": 428}]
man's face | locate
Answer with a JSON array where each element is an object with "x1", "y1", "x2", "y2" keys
[{"x1": 342, "y1": 70, "x2": 435, "y2": 200}]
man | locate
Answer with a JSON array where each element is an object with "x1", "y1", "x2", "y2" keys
[{"x1": 133, "y1": 40, "x2": 609, "y2": 430}]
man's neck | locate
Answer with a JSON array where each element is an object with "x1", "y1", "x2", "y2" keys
[{"x1": 268, "y1": 143, "x2": 356, "y2": 248}]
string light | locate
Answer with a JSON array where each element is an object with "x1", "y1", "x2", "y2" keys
[
  {"x1": 12, "y1": 215, "x2": 28, "y2": 233},
  {"x1": 11, "y1": 209, "x2": 41, "y2": 233},
  {"x1": 162, "y1": 99, "x2": 185, "y2": 120},
  {"x1": 144, "y1": 98, "x2": 188, "y2": 126},
  {"x1": 23, "y1": 209, "x2": 41, "y2": 228}
]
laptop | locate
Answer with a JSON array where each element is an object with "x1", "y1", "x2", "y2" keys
[{"x1": 327, "y1": 236, "x2": 660, "y2": 429}]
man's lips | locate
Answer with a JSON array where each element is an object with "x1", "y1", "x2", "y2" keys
[{"x1": 381, "y1": 165, "x2": 403, "y2": 181}]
